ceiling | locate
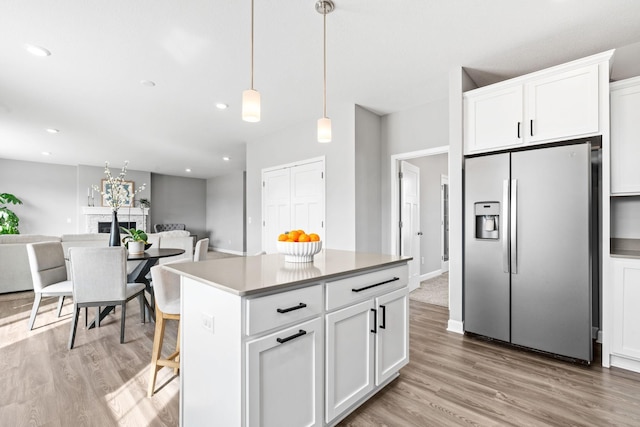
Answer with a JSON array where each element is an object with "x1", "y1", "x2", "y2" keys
[{"x1": 1, "y1": 0, "x2": 640, "y2": 179}]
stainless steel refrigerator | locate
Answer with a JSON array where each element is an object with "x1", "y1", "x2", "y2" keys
[{"x1": 464, "y1": 143, "x2": 593, "y2": 362}]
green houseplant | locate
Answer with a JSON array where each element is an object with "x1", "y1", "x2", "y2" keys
[
  {"x1": 120, "y1": 227, "x2": 149, "y2": 254},
  {"x1": 0, "y1": 193, "x2": 23, "y2": 234}
]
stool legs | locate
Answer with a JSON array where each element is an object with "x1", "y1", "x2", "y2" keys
[{"x1": 148, "y1": 306, "x2": 180, "y2": 397}]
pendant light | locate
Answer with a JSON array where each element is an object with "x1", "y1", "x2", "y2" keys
[
  {"x1": 242, "y1": 0, "x2": 260, "y2": 122},
  {"x1": 316, "y1": 0, "x2": 334, "y2": 143}
]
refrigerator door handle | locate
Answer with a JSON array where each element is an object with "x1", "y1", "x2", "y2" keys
[
  {"x1": 510, "y1": 179, "x2": 518, "y2": 274},
  {"x1": 502, "y1": 179, "x2": 510, "y2": 273}
]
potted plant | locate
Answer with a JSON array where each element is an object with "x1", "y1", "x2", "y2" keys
[
  {"x1": 0, "y1": 193, "x2": 23, "y2": 234},
  {"x1": 120, "y1": 227, "x2": 149, "y2": 254}
]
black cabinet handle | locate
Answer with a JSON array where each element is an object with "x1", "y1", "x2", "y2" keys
[
  {"x1": 530, "y1": 119, "x2": 533, "y2": 137},
  {"x1": 277, "y1": 302, "x2": 307, "y2": 313},
  {"x1": 352, "y1": 277, "x2": 400, "y2": 293},
  {"x1": 371, "y1": 308, "x2": 377, "y2": 333},
  {"x1": 517, "y1": 121, "x2": 521, "y2": 139},
  {"x1": 380, "y1": 305, "x2": 386, "y2": 329},
  {"x1": 276, "y1": 329, "x2": 307, "y2": 344}
]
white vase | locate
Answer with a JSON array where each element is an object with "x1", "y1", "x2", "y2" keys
[{"x1": 128, "y1": 241, "x2": 145, "y2": 255}]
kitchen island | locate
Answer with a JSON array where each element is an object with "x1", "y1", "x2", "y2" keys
[{"x1": 165, "y1": 249, "x2": 410, "y2": 427}]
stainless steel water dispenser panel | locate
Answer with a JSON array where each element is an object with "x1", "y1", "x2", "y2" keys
[{"x1": 475, "y1": 202, "x2": 500, "y2": 240}]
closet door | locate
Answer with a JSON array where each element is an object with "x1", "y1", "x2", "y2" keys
[{"x1": 262, "y1": 159, "x2": 325, "y2": 253}]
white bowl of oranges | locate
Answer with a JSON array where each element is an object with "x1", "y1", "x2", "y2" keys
[{"x1": 276, "y1": 230, "x2": 322, "y2": 263}]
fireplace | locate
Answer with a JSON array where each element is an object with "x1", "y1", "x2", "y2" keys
[
  {"x1": 98, "y1": 221, "x2": 137, "y2": 233},
  {"x1": 82, "y1": 207, "x2": 149, "y2": 234}
]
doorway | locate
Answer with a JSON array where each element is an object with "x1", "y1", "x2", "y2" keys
[{"x1": 391, "y1": 146, "x2": 449, "y2": 297}]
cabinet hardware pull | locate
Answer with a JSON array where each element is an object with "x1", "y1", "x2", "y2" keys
[
  {"x1": 276, "y1": 329, "x2": 307, "y2": 344},
  {"x1": 371, "y1": 308, "x2": 377, "y2": 333},
  {"x1": 352, "y1": 277, "x2": 400, "y2": 293},
  {"x1": 530, "y1": 119, "x2": 533, "y2": 136},
  {"x1": 380, "y1": 305, "x2": 386, "y2": 329},
  {"x1": 517, "y1": 121, "x2": 521, "y2": 139},
  {"x1": 276, "y1": 302, "x2": 307, "y2": 313}
]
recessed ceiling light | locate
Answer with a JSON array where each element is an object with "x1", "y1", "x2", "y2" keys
[
  {"x1": 41, "y1": 151, "x2": 51, "y2": 156},
  {"x1": 185, "y1": 168, "x2": 192, "y2": 173},
  {"x1": 25, "y1": 44, "x2": 51, "y2": 57},
  {"x1": 140, "y1": 80, "x2": 156, "y2": 87},
  {"x1": 223, "y1": 156, "x2": 230, "y2": 161},
  {"x1": 46, "y1": 128, "x2": 59, "y2": 134},
  {"x1": 216, "y1": 103, "x2": 228, "y2": 110}
]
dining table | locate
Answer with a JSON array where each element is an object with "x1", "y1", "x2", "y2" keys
[{"x1": 88, "y1": 247, "x2": 186, "y2": 328}]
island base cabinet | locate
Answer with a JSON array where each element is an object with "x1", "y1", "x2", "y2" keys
[
  {"x1": 246, "y1": 317, "x2": 323, "y2": 427},
  {"x1": 325, "y1": 299, "x2": 375, "y2": 423},
  {"x1": 375, "y1": 287, "x2": 409, "y2": 385}
]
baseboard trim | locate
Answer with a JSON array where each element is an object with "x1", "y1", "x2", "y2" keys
[
  {"x1": 447, "y1": 319, "x2": 464, "y2": 334},
  {"x1": 419, "y1": 269, "x2": 443, "y2": 282},
  {"x1": 211, "y1": 247, "x2": 246, "y2": 256}
]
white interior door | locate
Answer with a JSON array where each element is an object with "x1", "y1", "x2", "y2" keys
[
  {"x1": 262, "y1": 159, "x2": 325, "y2": 253},
  {"x1": 400, "y1": 161, "x2": 420, "y2": 291},
  {"x1": 441, "y1": 175, "x2": 449, "y2": 272}
]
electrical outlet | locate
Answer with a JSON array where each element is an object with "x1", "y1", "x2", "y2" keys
[{"x1": 201, "y1": 313, "x2": 214, "y2": 333}]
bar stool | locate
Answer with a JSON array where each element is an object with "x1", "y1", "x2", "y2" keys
[{"x1": 147, "y1": 265, "x2": 181, "y2": 397}]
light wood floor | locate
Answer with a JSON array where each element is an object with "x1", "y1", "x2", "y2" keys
[{"x1": 2, "y1": 292, "x2": 640, "y2": 426}]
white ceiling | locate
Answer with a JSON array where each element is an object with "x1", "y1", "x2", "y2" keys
[{"x1": 1, "y1": 0, "x2": 640, "y2": 179}]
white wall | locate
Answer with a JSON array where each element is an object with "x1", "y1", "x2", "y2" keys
[
  {"x1": 380, "y1": 99, "x2": 449, "y2": 254},
  {"x1": 0, "y1": 158, "x2": 77, "y2": 235},
  {"x1": 407, "y1": 153, "x2": 448, "y2": 274},
  {"x1": 355, "y1": 105, "x2": 382, "y2": 253},
  {"x1": 207, "y1": 171, "x2": 246, "y2": 253},
  {"x1": 611, "y1": 196, "x2": 640, "y2": 238},
  {"x1": 245, "y1": 103, "x2": 356, "y2": 255}
]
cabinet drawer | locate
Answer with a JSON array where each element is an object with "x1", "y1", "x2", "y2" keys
[
  {"x1": 246, "y1": 285, "x2": 322, "y2": 336},
  {"x1": 326, "y1": 265, "x2": 407, "y2": 311}
]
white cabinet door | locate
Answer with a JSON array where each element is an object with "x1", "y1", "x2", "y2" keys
[
  {"x1": 612, "y1": 260, "x2": 640, "y2": 361},
  {"x1": 325, "y1": 299, "x2": 375, "y2": 423},
  {"x1": 246, "y1": 317, "x2": 323, "y2": 427},
  {"x1": 464, "y1": 85, "x2": 524, "y2": 154},
  {"x1": 525, "y1": 64, "x2": 599, "y2": 144},
  {"x1": 611, "y1": 77, "x2": 640, "y2": 195},
  {"x1": 375, "y1": 287, "x2": 409, "y2": 385}
]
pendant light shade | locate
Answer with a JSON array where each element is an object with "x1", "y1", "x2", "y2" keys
[
  {"x1": 242, "y1": 89, "x2": 261, "y2": 122},
  {"x1": 242, "y1": 0, "x2": 260, "y2": 122},
  {"x1": 316, "y1": 0, "x2": 334, "y2": 143},
  {"x1": 317, "y1": 117, "x2": 331, "y2": 143}
]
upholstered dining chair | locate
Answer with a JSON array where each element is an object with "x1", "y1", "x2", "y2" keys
[
  {"x1": 193, "y1": 238, "x2": 209, "y2": 262},
  {"x1": 68, "y1": 246, "x2": 148, "y2": 349},
  {"x1": 26, "y1": 241, "x2": 73, "y2": 331},
  {"x1": 148, "y1": 264, "x2": 181, "y2": 397}
]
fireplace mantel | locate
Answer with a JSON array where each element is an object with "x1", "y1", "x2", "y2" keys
[{"x1": 81, "y1": 207, "x2": 149, "y2": 215}]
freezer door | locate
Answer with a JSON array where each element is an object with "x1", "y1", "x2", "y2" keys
[
  {"x1": 464, "y1": 153, "x2": 510, "y2": 342},
  {"x1": 510, "y1": 144, "x2": 592, "y2": 361}
]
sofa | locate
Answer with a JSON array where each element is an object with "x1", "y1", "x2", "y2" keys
[{"x1": 0, "y1": 230, "x2": 195, "y2": 294}]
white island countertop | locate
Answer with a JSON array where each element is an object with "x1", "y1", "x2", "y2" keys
[{"x1": 164, "y1": 249, "x2": 409, "y2": 296}]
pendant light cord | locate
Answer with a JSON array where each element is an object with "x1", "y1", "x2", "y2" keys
[
  {"x1": 322, "y1": 3, "x2": 327, "y2": 118},
  {"x1": 250, "y1": 0, "x2": 255, "y2": 90}
]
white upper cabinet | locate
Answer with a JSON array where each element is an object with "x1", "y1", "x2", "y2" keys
[
  {"x1": 610, "y1": 76, "x2": 640, "y2": 195},
  {"x1": 464, "y1": 85, "x2": 524, "y2": 153},
  {"x1": 464, "y1": 51, "x2": 611, "y2": 155}
]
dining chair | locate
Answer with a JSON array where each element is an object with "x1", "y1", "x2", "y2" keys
[
  {"x1": 148, "y1": 264, "x2": 181, "y2": 397},
  {"x1": 26, "y1": 241, "x2": 74, "y2": 331},
  {"x1": 193, "y1": 238, "x2": 209, "y2": 261},
  {"x1": 68, "y1": 246, "x2": 148, "y2": 349}
]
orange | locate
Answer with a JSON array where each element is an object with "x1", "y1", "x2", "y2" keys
[
  {"x1": 309, "y1": 233, "x2": 320, "y2": 242},
  {"x1": 286, "y1": 238, "x2": 295, "y2": 242},
  {"x1": 298, "y1": 233, "x2": 310, "y2": 242},
  {"x1": 288, "y1": 230, "x2": 301, "y2": 242},
  {"x1": 277, "y1": 234, "x2": 288, "y2": 241}
]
